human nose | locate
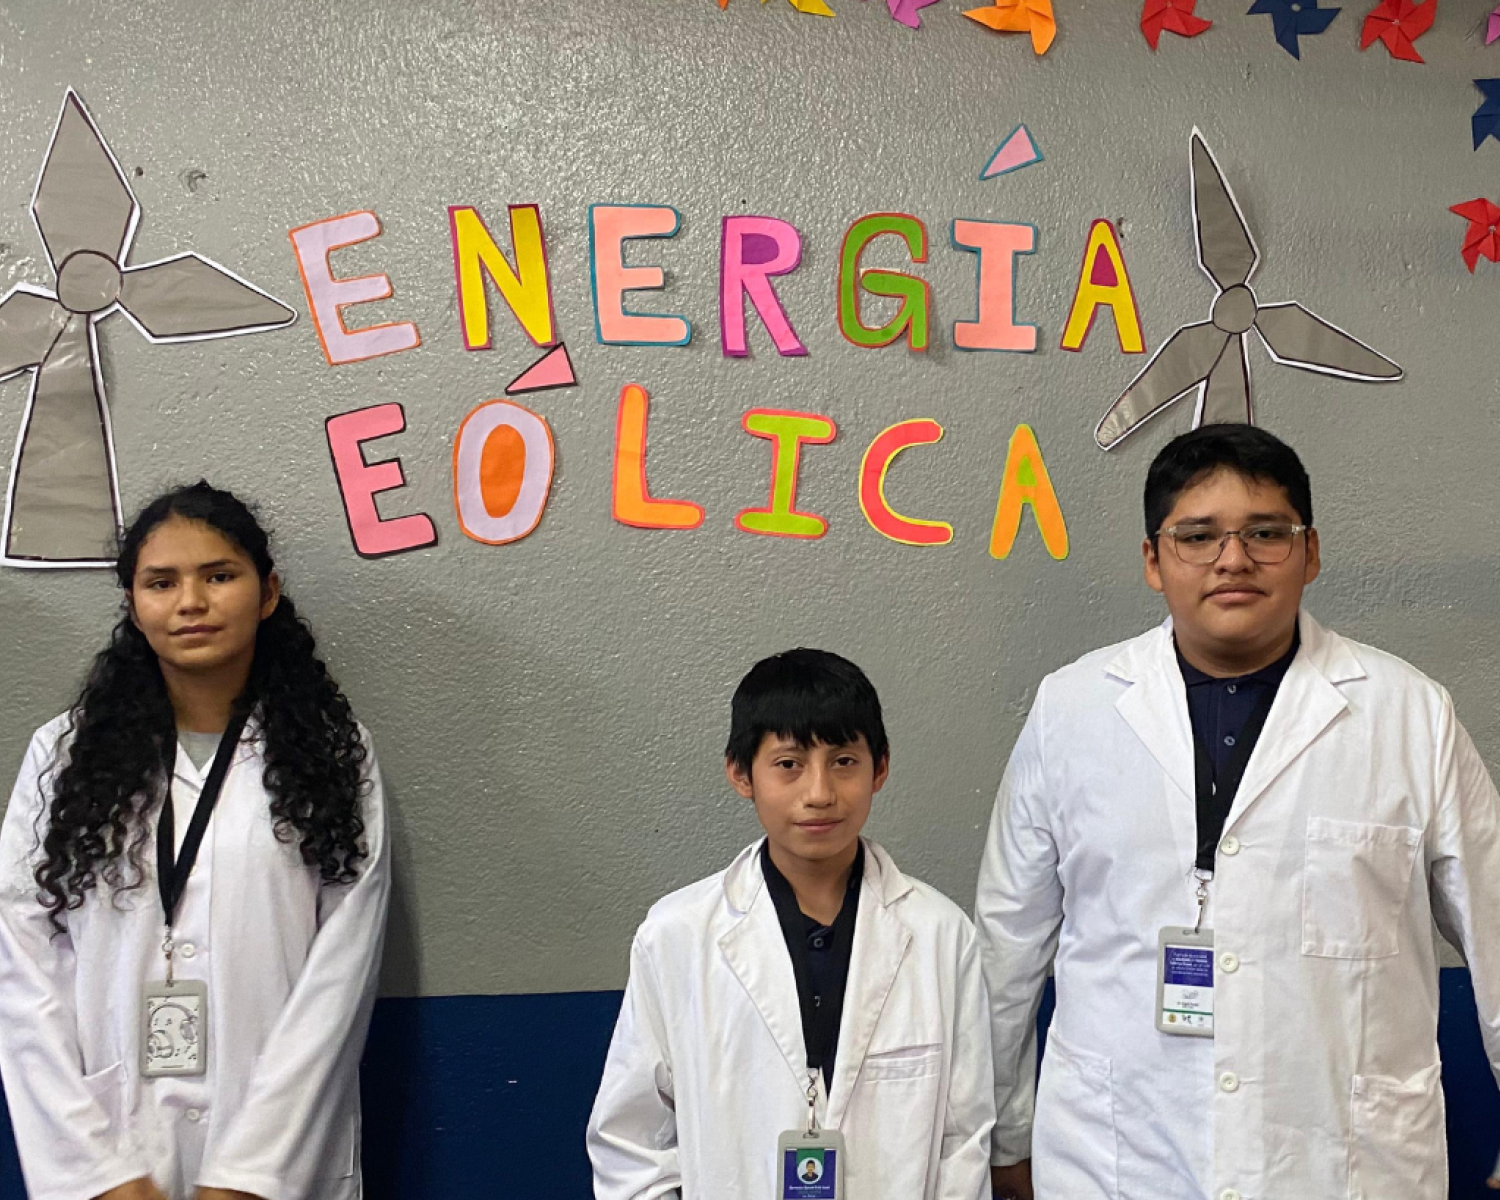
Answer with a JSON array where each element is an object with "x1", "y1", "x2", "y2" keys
[
  {"x1": 177, "y1": 578, "x2": 209, "y2": 612},
  {"x1": 1214, "y1": 531, "x2": 1255, "y2": 571},
  {"x1": 803, "y1": 763, "x2": 837, "y2": 807}
]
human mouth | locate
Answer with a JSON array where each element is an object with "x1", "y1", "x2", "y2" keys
[
  {"x1": 171, "y1": 624, "x2": 221, "y2": 637},
  {"x1": 796, "y1": 819, "x2": 842, "y2": 835},
  {"x1": 1207, "y1": 585, "x2": 1264, "y2": 603}
]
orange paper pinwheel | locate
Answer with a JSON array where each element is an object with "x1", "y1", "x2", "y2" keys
[{"x1": 964, "y1": 0, "x2": 1056, "y2": 54}]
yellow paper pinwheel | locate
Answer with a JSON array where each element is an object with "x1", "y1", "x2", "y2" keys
[
  {"x1": 963, "y1": 0, "x2": 1056, "y2": 54},
  {"x1": 762, "y1": 0, "x2": 835, "y2": 13}
]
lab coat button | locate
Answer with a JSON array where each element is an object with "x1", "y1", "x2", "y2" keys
[
  {"x1": 185, "y1": 1108, "x2": 203, "y2": 1122},
  {"x1": 1219, "y1": 952, "x2": 1240, "y2": 973},
  {"x1": 1221, "y1": 1190, "x2": 1242, "y2": 1200},
  {"x1": 179, "y1": 942, "x2": 197, "y2": 959},
  {"x1": 1219, "y1": 1072, "x2": 1240, "y2": 1093},
  {"x1": 1220, "y1": 835, "x2": 1240, "y2": 856}
]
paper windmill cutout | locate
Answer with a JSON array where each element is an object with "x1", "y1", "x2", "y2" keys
[
  {"x1": 963, "y1": 0, "x2": 1056, "y2": 54},
  {"x1": 1142, "y1": 0, "x2": 1213, "y2": 49},
  {"x1": 1360, "y1": 0, "x2": 1435, "y2": 62},
  {"x1": 1475, "y1": 80, "x2": 1500, "y2": 149},
  {"x1": 1094, "y1": 130, "x2": 1402, "y2": 451},
  {"x1": 1488, "y1": 4, "x2": 1499, "y2": 44},
  {"x1": 1248, "y1": 0, "x2": 1341, "y2": 58},
  {"x1": 0, "y1": 91, "x2": 294, "y2": 567},
  {"x1": 889, "y1": 0, "x2": 941, "y2": 28},
  {"x1": 1451, "y1": 199, "x2": 1500, "y2": 271}
]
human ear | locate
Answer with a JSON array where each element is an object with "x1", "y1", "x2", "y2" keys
[
  {"x1": 1303, "y1": 528, "x2": 1321, "y2": 586},
  {"x1": 725, "y1": 758, "x2": 755, "y2": 800},
  {"x1": 260, "y1": 571, "x2": 282, "y2": 621},
  {"x1": 871, "y1": 754, "x2": 890, "y2": 794},
  {"x1": 1143, "y1": 537, "x2": 1166, "y2": 595}
]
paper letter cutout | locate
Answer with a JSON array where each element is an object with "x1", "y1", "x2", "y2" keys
[
  {"x1": 981, "y1": 124, "x2": 1043, "y2": 180},
  {"x1": 453, "y1": 400, "x2": 555, "y2": 545},
  {"x1": 720, "y1": 216, "x2": 806, "y2": 358},
  {"x1": 289, "y1": 211, "x2": 420, "y2": 366},
  {"x1": 1061, "y1": 220, "x2": 1144, "y2": 353},
  {"x1": 859, "y1": 419, "x2": 952, "y2": 546},
  {"x1": 952, "y1": 220, "x2": 1038, "y2": 352},
  {"x1": 989, "y1": 424, "x2": 1067, "y2": 560},
  {"x1": 736, "y1": 409, "x2": 836, "y2": 539},
  {"x1": 325, "y1": 404, "x2": 437, "y2": 558},
  {"x1": 448, "y1": 204, "x2": 556, "y2": 351},
  {"x1": 505, "y1": 343, "x2": 577, "y2": 394},
  {"x1": 837, "y1": 214, "x2": 930, "y2": 351},
  {"x1": 613, "y1": 383, "x2": 705, "y2": 529},
  {"x1": 589, "y1": 205, "x2": 691, "y2": 346},
  {"x1": 1094, "y1": 130, "x2": 1402, "y2": 451},
  {"x1": 1451, "y1": 199, "x2": 1500, "y2": 272}
]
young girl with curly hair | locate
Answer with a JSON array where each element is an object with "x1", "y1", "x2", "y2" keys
[{"x1": 0, "y1": 482, "x2": 390, "y2": 1200}]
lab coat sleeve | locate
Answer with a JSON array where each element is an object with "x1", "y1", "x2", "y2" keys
[
  {"x1": 586, "y1": 929, "x2": 682, "y2": 1200},
  {"x1": 973, "y1": 684, "x2": 1063, "y2": 1167},
  {"x1": 0, "y1": 726, "x2": 154, "y2": 1200},
  {"x1": 197, "y1": 739, "x2": 392, "y2": 1200},
  {"x1": 936, "y1": 923, "x2": 998, "y2": 1200},
  {"x1": 1426, "y1": 694, "x2": 1500, "y2": 1092}
]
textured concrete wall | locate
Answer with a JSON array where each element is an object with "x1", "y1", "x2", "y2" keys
[{"x1": 0, "y1": 0, "x2": 1494, "y2": 995}]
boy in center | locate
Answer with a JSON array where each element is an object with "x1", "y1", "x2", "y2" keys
[{"x1": 588, "y1": 648, "x2": 994, "y2": 1200}]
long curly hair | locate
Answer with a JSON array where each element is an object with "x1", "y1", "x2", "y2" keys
[{"x1": 35, "y1": 482, "x2": 369, "y2": 932}]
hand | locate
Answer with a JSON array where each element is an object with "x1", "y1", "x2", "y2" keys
[
  {"x1": 94, "y1": 1180, "x2": 169, "y2": 1200},
  {"x1": 992, "y1": 1160, "x2": 1034, "y2": 1200},
  {"x1": 196, "y1": 1191, "x2": 266, "y2": 1200}
]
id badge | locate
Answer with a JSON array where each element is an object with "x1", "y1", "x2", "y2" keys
[
  {"x1": 1156, "y1": 926, "x2": 1214, "y2": 1037},
  {"x1": 141, "y1": 978, "x2": 208, "y2": 1077},
  {"x1": 777, "y1": 1128, "x2": 845, "y2": 1200}
]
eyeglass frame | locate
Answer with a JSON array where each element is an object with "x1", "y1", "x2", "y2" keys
[{"x1": 1154, "y1": 522, "x2": 1311, "y2": 566}]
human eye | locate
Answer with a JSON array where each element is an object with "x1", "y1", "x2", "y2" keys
[
  {"x1": 1246, "y1": 524, "x2": 1293, "y2": 542},
  {"x1": 208, "y1": 570, "x2": 236, "y2": 583},
  {"x1": 1175, "y1": 529, "x2": 1217, "y2": 546},
  {"x1": 772, "y1": 757, "x2": 800, "y2": 771}
]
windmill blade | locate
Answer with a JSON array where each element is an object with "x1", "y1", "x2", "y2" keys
[
  {"x1": 1190, "y1": 130, "x2": 1259, "y2": 291},
  {"x1": 1196, "y1": 334, "x2": 1252, "y2": 427},
  {"x1": 119, "y1": 254, "x2": 296, "y2": 342},
  {"x1": 0, "y1": 286, "x2": 68, "y2": 381},
  {"x1": 4, "y1": 315, "x2": 120, "y2": 565},
  {"x1": 31, "y1": 91, "x2": 139, "y2": 272},
  {"x1": 1254, "y1": 302, "x2": 1403, "y2": 381},
  {"x1": 1095, "y1": 320, "x2": 1231, "y2": 450}
]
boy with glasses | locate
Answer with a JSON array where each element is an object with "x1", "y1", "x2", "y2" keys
[{"x1": 977, "y1": 424, "x2": 1500, "y2": 1200}]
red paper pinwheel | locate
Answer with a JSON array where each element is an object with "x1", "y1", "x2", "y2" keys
[
  {"x1": 1359, "y1": 0, "x2": 1436, "y2": 63},
  {"x1": 1451, "y1": 199, "x2": 1500, "y2": 272},
  {"x1": 1141, "y1": 0, "x2": 1212, "y2": 49}
]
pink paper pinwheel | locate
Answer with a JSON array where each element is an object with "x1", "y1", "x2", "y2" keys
[
  {"x1": 889, "y1": 0, "x2": 941, "y2": 27},
  {"x1": 1142, "y1": 0, "x2": 1213, "y2": 49},
  {"x1": 1359, "y1": 0, "x2": 1436, "y2": 63}
]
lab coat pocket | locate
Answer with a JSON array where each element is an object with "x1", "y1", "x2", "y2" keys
[
  {"x1": 80, "y1": 1060, "x2": 125, "y2": 1128},
  {"x1": 1033, "y1": 1032, "x2": 1118, "y2": 1199},
  {"x1": 1302, "y1": 818, "x2": 1421, "y2": 959},
  {"x1": 859, "y1": 1043, "x2": 943, "y2": 1083},
  {"x1": 1348, "y1": 1061, "x2": 1446, "y2": 1200},
  {"x1": 315, "y1": 1109, "x2": 357, "y2": 1180}
]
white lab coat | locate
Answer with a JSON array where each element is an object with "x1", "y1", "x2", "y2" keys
[
  {"x1": 975, "y1": 612, "x2": 1500, "y2": 1200},
  {"x1": 587, "y1": 837, "x2": 995, "y2": 1200},
  {"x1": 0, "y1": 713, "x2": 391, "y2": 1200}
]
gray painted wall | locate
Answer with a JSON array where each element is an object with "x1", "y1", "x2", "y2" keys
[{"x1": 0, "y1": 0, "x2": 1494, "y2": 995}]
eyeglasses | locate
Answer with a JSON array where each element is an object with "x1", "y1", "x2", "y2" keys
[{"x1": 1157, "y1": 523, "x2": 1309, "y2": 565}]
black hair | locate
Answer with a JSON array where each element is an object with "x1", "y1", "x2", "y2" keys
[
  {"x1": 1144, "y1": 424, "x2": 1313, "y2": 538},
  {"x1": 725, "y1": 648, "x2": 889, "y2": 774},
  {"x1": 35, "y1": 481, "x2": 369, "y2": 933}
]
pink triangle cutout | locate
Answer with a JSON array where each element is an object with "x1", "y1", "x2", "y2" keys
[
  {"x1": 505, "y1": 343, "x2": 577, "y2": 394},
  {"x1": 981, "y1": 125, "x2": 1043, "y2": 180}
]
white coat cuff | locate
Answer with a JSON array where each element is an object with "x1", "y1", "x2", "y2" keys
[
  {"x1": 196, "y1": 1167, "x2": 287, "y2": 1200},
  {"x1": 30, "y1": 1159, "x2": 153, "y2": 1200},
  {"x1": 991, "y1": 1125, "x2": 1032, "y2": 1166}
]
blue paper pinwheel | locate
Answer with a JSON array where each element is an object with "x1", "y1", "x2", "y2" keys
[
  {"x1": 1475, "y1": 80, "x2": 1500, "y2": 151},
  {"x1": 1248, "y1": 0, "x2": 1340, "y2": 58}
]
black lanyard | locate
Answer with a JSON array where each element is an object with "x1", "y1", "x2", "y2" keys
[
  {"x1": 762, "y1": 842, "x2": 862, "y2": 1079},
  {"x1": 1192, "y1": 688, "x2": 1276, "y2": 873},
  {"x1": 157, "y1": 713, "x2": 248, "y2": 930}
]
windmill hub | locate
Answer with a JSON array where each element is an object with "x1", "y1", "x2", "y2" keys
[
  {"x1": 1212, "y1": 285, "x2": 1257, "y2": 335},
  {"x1": 56, "y1": 250, "x2": 122, "y2": 314}
]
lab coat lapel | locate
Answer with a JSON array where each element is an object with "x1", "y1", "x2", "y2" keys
[
  {"x1": 1110, "y1": 625, "x2": 1201, "y2": 878},
  {"x1": 825, "y1": 845, "x2": 912, "y2": 1129},
  {"x1": 1224, "y1": 613, "x2": 1360, "y2": 833},
  {"x1": 718, "y1": 845, "x2": 815, "y2": 1092}
]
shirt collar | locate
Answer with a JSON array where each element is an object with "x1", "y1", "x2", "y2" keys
[{"x1": 1175, "y1": 624, "x2": 1302, "y2": 689}]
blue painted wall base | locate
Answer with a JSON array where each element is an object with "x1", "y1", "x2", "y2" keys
[{"x1": 2, "y1": 970, "x2": 1496, "y2": 1198}]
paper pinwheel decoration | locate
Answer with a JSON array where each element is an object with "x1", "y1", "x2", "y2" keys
[
  {"x1": 0, "y1": 91, "x2": 294, "y2": 567},
  {"x1": 1451, "y1": 199, "x2": 1500, "y2": 271},
  {"x1": 963, "y1": 0, "x2": 1056, "y2": 53},
  {"x1": 1360, "y1": 0, "x2": 1435, "y2": 62},
  {"x1": 889, "y1": 0, "x2": 941, "y2": 28},
  {"x1": 1488, "y1": 4, "x2": 1499, "y2": 44},
  {"x1": 1475, "y1": 80, "x2": 1500, "y2": 149},
  {"x1": 1248, "y1": 0, "x2": 1341, "y2": 58},
  {"x1": 1142, "y1": 0, "x2": 1213, "y2": 49},
  {"x1": 1094, "y1": 130, "x2": 1402, "y2": 451}
]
